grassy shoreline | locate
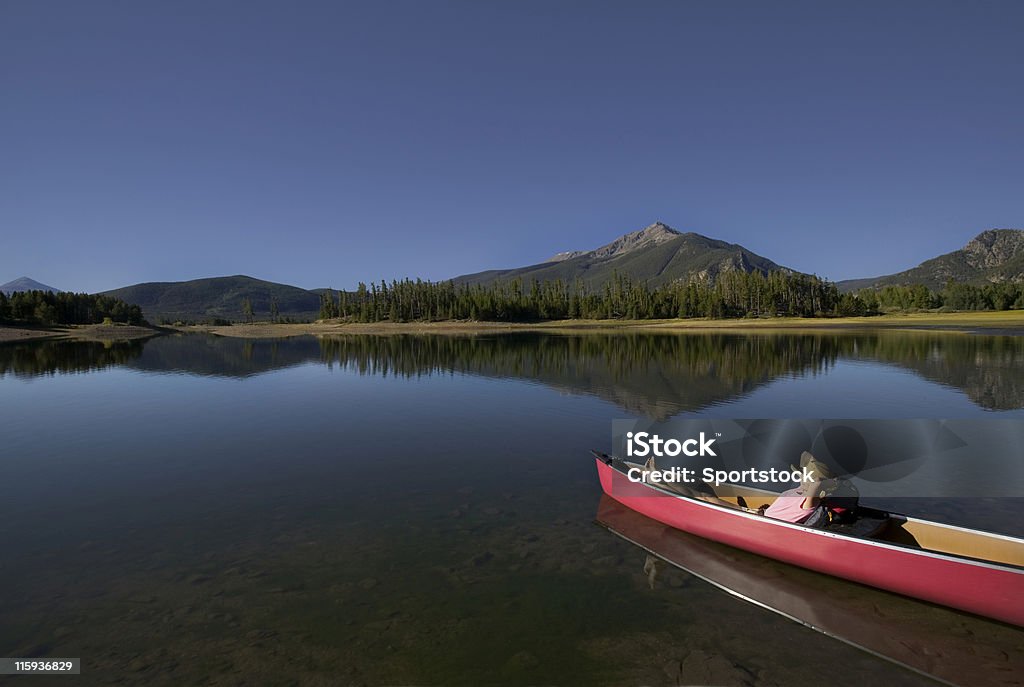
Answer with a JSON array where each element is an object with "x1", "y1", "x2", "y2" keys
[
  {"x1": 6, "y1": 311, "x2": 1021, "y2": 344},
  {"x1": 171, "y1": 311, "x2": 1024, "y2": 338}
]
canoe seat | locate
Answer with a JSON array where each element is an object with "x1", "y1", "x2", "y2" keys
[{"x1": 826, "y1": 510, "x2": 890, "y2": 539}]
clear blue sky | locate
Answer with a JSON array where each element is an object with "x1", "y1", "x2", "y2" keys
[{"x1": 2, "y1": 0, "x2": 1022, "y2": 292}]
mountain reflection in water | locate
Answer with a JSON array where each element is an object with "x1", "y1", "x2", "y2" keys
[{"x1": 2, "y1": 331, "x2": 1022, "y2": 415}]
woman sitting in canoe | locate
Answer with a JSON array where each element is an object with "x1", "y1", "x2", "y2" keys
[
  {"x1": 637, "y1": 451, "x2": 837, "y2": 525},
  {"x1": 761, "y1": 451, "x2": 833, "y2": 526}
]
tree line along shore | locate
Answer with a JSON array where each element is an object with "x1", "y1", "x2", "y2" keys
[
  {"x1": 0, "y1": 291, "x2": 156, "y2": 343},
  {"x1": 313, "y1": 273, "x2": 1024, "y2": 324},
  {"x1": 3, "y1": 272, "x2": 1024, "y2": 335},
  {"x1": 0, "y1": 290, "x2": 144, "y2": 326}
]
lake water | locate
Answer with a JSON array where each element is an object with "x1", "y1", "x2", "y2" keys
[{"x1": 1, "y1": 331, "x2": 1021, "y2": 685}]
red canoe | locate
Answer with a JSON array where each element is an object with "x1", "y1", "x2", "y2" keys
[{"x1": 594, "y1": 453, "x2": 1024, "y2": 627}]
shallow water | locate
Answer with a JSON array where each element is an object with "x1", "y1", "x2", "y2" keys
[{"x1": 0, "y1": 331, "x2": 1021, "y2": 685}]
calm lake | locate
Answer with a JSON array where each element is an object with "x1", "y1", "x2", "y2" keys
[{"x1": 1, "y1": 331, "x2": 1022, "y2": 685}]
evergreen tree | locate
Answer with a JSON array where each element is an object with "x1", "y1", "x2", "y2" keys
[
  {"x1": 270, "y1": 296, "x2": 280, "y2": 322},
  {"x1": 242, "y1": 297, "x2": 255, "y2": 323}
]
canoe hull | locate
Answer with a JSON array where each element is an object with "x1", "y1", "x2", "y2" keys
[
  {"x1": 596, "y1": 457, "x2": 1024, "y2": 626},
  {"x1": 595, "y1": 495, "x2": 1024, "y2": 687}
]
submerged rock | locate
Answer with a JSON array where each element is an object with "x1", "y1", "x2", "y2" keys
[{"x1": 503, "y1": 650, "x2": 540, "y2": 672}]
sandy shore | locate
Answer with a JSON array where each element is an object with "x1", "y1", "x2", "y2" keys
[
  {"x1": 171, "y1": 311, "x2": 1024, "y2": 339},
  {"x1": 0, "y1": 323, "x2": 166, "y2": 343}
]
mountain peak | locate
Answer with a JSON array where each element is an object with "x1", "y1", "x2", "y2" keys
[
  {"x1": 589, "y1": 222, "x2": 682, "y2": 260},
  {"x1": 639, "y1": 221, "x2": 680, "y2": 237},
  {"x1": 839, "y1": 228, "x2": 1024, "y2": 291},
  {"x1": 962, "y1": 229, "x2": 1024, "y2": 271},
  {"x1": 457, "y1": 221, "x2": 785, "y2": 289},
  {"x1": 1, "y1": 276, "x2": 60, "y2": 294},
  {"x1": 967, "y1": 228, "x2": 1024, "y2": 247},
  {"x1": 545, "y1": 222, "x2": 681, "y2": 263}
]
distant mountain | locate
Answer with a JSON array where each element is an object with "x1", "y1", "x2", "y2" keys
[
  {"x1": 454, "y1": 222, "x2": 790, "y2": 289},
  {"x1": 1, "y1": 277, "x2": 60, "y2": 294},
  {"x1": 839, "y1": 229, "x2": 1024, "y2": 292},
  {"x1": 102, "y1": 275, "x2": 320, "y2": 322}
]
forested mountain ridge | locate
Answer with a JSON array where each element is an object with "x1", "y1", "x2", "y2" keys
[
  {"x1": 30, "y1": 224, "x2": 1024, "y2": 324},
  {"x1": 101, "y1": 275, "x2": 320, "y2": 323},
  {"x1": 453, "y1": 222, "x2": 790, "y2": 289},
  {"x1": 839, "y1": 229, "x2": 1024, "y2": 292}
]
